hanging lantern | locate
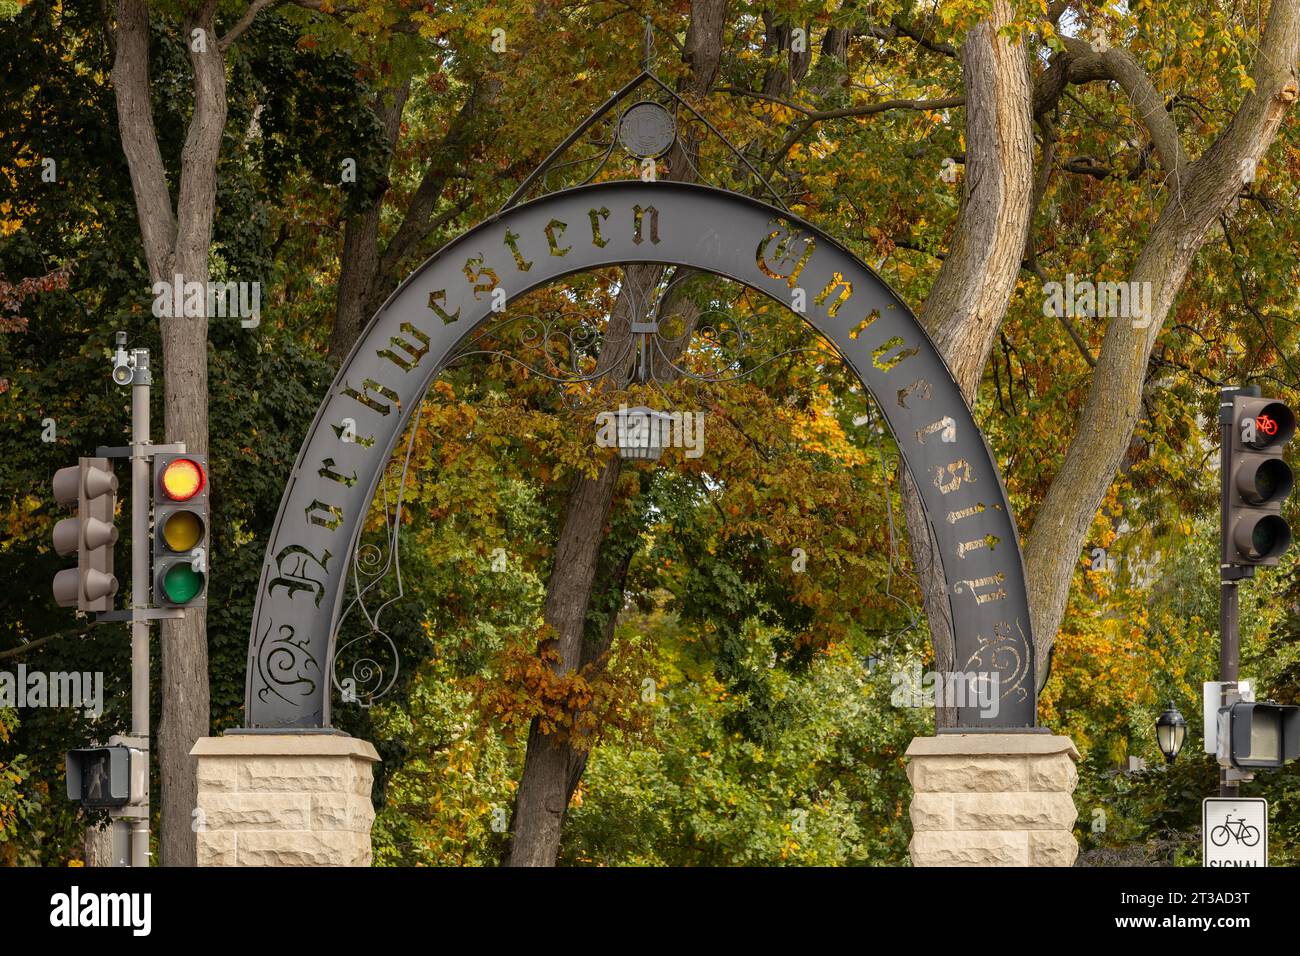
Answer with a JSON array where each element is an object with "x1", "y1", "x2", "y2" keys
[{"x1": 616, "y1": 405, "x2": 671, "y2": 461}]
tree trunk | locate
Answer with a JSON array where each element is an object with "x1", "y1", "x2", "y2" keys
[
  {"x1": 83, "y1": 821, "x2": 116, "y2": 866},
  {"x1": 330, "y1": 83, "x2": 411, "y2": 356},
  {"x1": 112, "y1": 0, "x2": 226, "y2": 866},
  {"x1": 1022, "y1": 0, "x2": 1300, "y2": 685},
  {"x1": 504, "y1": 0, "x2": 727, "y2": 867},
  {"x1": 898, "y1": 0, "x2": 1034, "y2": 724}
]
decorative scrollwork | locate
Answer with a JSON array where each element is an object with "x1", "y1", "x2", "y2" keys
[
  {"x1": 333, "y1": 627, "x2": 400, "y2": 709},
  {"x1": 500, "y1": 20, "x2": 786, "y2": 213},
  {"x1": 329, "y1": 402, "x2": 425, "y2": 711}
]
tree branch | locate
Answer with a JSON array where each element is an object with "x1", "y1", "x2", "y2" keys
[{"x1": 218, "y1": 0, "x2": 278, "y2": 50}]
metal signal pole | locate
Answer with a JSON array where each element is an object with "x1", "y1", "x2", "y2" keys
[
  {"x1": 1219, "y1": 410, "x2": 1239, "y2": 798},
  {"x1": 128, "y1": 348, "x2": 151, "y2": 866},
  {"x1": 96, "y1": 333, "x2": 189, "y2": 865}
]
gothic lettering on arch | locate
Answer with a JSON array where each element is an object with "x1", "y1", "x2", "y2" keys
[
  {"x1": 545, "y1": 219, "x2": 571, "y2": 256},
  {"x1": 267, "y1": 544, "x2": 333, "y2": 606},
  {"x1": 814, "y1": 272, "x2": 852, "y2": 318},
  {"x1": 503, "y1": 229, "x2": 533, "y2": 271},
  {"x1": 318, "y1": 458, "x2": 358, "y2": 488},
  {"x1": 377, "y1": 322, "x2": 431, "y2": 372},
  {"x1": 897, "y1": 378, "x2": 932, "y2": 408},
  {"x1": 954, "y1": 572, "x2": 1008, "y2": 605},
  {"x1": 756, "y1": 223, "x2": 815, "y2": 287},
  {"x1": 428, "y1": 289, "x2": 460, "y2": 325},
  {"x1": 916, "y1": 417, "x2": 956, "y2": 444},
  {"x1": 463, "y1": 255, "x2": 500, "y2": 298},
  {"x1": 873, "y1": 336, "x2": 920, "y2": 373},
  {"x1": 933, "y1": 459, "x2": 974, "y2": 495},
  {"x1": 957, "y1": 534, "x2": 1000, "y2": 559},
  {"x1": 331, "y1": 420, "x2": 375, "y2": 447},
  {"x1": 849, "y1": 309, "x2": 880, "y2": 340},
  {"x1": 632, "y1": 205, "x2": 659, "y2": 245},
  {"x1": 946, "y1": 502, "x2": 987, "y2": 525},
  {"x1": 342, "y1": 378, "x2": 399, "y2": 416},
  {"x1": 588, "y1": 207, "x2": 610, "y2": 248},
  {"x1": 305, "y1": 500, "x2": 344, "y2": 531}
]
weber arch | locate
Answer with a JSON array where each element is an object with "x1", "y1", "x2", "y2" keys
[{"x1": 243, "y1": 180, "x2": 1037, "y2": 730}]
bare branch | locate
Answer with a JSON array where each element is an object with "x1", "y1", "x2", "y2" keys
[
  {"x1": 218, "y1": 0, "x2": 278, "y2": 50},
  {"x1": 720, "y1": 85, "x2": 965, "y2": 120}
]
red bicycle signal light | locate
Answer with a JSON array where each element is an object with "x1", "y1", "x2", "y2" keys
[
  {"x1": 1244, "y1": 401, "x2": 1295, "y2": 449},
  {"x1": 160, "y1": 458, "x2": 205, "y2": 501}
]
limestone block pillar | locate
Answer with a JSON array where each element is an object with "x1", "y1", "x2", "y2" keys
[
  {"x1": 190, "y1": 733, "x2": 379, "y2": 866},
  {"x1": 906, "y1": 734, "x2": 1080, "y2": 867}
]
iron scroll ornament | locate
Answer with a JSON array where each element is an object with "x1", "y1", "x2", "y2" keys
[{"x1": 244, "y1": 181, "x2": 1037, "y2": 729}]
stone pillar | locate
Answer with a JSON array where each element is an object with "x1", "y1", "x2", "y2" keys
[
  {"x1": 190, "y1": 733, "x2": 379, "y2": 867},
  {"x1": 906, "y1": 734, "x2": 1080, "y2": 867}
]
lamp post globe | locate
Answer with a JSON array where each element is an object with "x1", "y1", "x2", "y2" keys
[{"x1": 1156, "y1": 701, "x2": 1187, "y2": 765}]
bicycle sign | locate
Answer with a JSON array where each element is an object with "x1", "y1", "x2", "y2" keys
[{"x1": 1203, "y1": 798, "x2": 1267, "y2": 867}]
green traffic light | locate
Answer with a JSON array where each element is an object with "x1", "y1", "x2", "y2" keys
[{"x1": 162, "y1": 564, "x2": 205, "y2": 603}]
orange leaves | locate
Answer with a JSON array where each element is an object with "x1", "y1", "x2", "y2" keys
[{"x1": 473, "y1": 627, "x2": 645, "y2": 748}]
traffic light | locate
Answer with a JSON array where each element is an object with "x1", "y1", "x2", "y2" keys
[
  {"x1": 1224, "y1": 394, "x2": 1295, "y2": 567},
  {"x1": 52, "y1": 457, "x2": 119, "y2": 612},
  {"x1": 152, "y1": 453, "x2": 209, "y2": 607}
]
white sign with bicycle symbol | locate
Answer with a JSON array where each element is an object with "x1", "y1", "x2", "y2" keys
[{"x1": 1203, "y1": 797, "x2": 1267, "y2": 867}]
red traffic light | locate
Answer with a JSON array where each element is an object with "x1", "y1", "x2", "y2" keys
[
  {"x1": 160, "y1": 458, "x2": 205, "y2": 501},
  {"x1": 1245, "y1": 401, "x2": 1296, "y2": 449}
]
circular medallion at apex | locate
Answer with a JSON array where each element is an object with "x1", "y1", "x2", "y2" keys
[
  {"x1": 618, "y1": 101, "x2": 676, "y2": 159},
  {"x1": 243, "y1": 180, "x2": 1036, "y2": 731}
]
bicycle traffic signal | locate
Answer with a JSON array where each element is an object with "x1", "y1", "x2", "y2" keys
[
  {"x1": 1223, "y1": 394, "x2": 1295, "y2": 567},
  {"x1": 51, "y1": 457, "x2": 119, "y2": 612},
  {"x1": 152, "y1": 453, "x2": 209, "y2": 607}
]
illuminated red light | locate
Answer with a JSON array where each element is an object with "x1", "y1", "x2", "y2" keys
[
  {"x1": 1258, "y1": 414, "x2": 1279, "y2": 437},
  {"x1": 161, "y1": 458, "x2": 205, "y2": 501}
]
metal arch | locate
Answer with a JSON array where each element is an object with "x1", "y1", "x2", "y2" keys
[{"x1": 243, "y1": 180, "x2": 1037, "y2": 730}]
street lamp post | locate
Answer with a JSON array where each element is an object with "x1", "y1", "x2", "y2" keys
[{"x1": 1156, "y1": 701, "x2": 1187, "y2": 765}]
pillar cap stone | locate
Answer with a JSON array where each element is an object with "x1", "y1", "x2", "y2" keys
[
  {"x1": 191, "y1": 733, "x2": 380, "y2": 762},
  {"x1": 905, "y1": 733, "x2": 1079, "y2": 762}
]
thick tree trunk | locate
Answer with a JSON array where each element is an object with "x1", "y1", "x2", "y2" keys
[
  {"x1": 505, "y1": 456, "x2": 625, "y2": 867},
  {"x1": 504, "y1": 0, "x2": 728, "y2": 867},
  {"x1": 112, "y1": 0, "x2": 225, "y2": 865},
  {"x1": 898, "y1": 0, "x2": 1034, "y2": 724},
  {"x1": 329, "y1": 78, "x2": 497, "y2": 356},
  {"x1": 83, "y1": 821, "x2": 116, "y2": 866},
  {"x1": 1022, "y1": 0, "x2": 1300, "y2": 686}
]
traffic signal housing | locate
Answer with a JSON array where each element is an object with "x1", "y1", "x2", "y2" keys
[
  {"x1": 65, "y1": 743, "x2": 146, "y2": 808},
  {"x1": 52, "y1": 457, "x2": 119, "y2": 612},
  {"x1": 1218, "y1": 701, "x2": 1300, "y2": 770},
  {"x1": 1224, "y1": 394, "x2": 1295, "y2": 568},
  {"x1": 152, "y1": 453, "x2": 209, "y2": 608}
]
